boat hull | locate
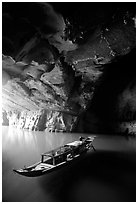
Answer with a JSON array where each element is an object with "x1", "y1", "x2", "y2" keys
[
  {"x1": 13, "y1": 152, "x2": 87, "y2": 177},
  {"x1": 13, "y1": 136, "x2": 96, "y2": 177}
]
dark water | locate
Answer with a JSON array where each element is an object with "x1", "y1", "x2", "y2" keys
[{"x1": 2, "y1": 126, "x2": 136, "y2": 202}]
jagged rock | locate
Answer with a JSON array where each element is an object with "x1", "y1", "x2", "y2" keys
[
  {"x1": 22, "y1": 64, "x2": 45, "y2": 79},
  {"x1": 2, "y1": 55, "x2": 27, "y2": 79},
  {"x1": 65, "y1": 12, "x2": 135, "y2": 66},
  {"x1": 2, "y1": 110, "x2": 9, "y2": 126},
  {"x1": 40, "y1": 64, "x2": 64, "y2": 85},
  {"x1": 118, "y1": 121, "x2": 136, "y2": 136},
  {"x1": 48, "y1": 32, "x2": 78, "y2": 53},
  {"x1": 6, "y1": 109, "x2": 77, "y2": 132}
]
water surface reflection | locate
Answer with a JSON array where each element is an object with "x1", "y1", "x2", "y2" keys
[{"x1": 2, "y1": 127, "x2": 136, "y2": 202}]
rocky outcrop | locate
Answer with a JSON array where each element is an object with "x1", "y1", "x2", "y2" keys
[
  {"x1": 2, "y1": 53, "x2": 78, "y2": 132},
  {"x1": 6, "y1": 109, "x2": 77, "y2": 132}
]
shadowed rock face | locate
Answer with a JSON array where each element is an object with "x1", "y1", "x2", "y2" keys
[{"x1": 2, "y1": 3, "x2": 136, "y2": 133}]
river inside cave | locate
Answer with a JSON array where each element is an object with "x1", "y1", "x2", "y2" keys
[{"x1": 2, "y1": 126, "x2": 136, "y2": 202}]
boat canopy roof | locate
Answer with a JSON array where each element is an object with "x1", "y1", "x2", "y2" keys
[
  {"x1": 41, "y1": 137, "x2": 96, "y2": 158},
  {"x1": 41, "y1": 141, "x2": 83, "y2": 158},
  {"x1": 65, "y1": 141, "x2": 82, "y2": 147},
  {"x1": 41, "y1": 146, "x2": 71, "y2": 157}
]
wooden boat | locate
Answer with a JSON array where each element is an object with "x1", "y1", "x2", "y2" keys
[{"x1": 13, "y1": 136, "x2": 96, "y2": 177}]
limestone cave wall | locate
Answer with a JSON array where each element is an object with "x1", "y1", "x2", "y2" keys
[
  {"x1": 5, "y1": 110, "x2": 77, "y2": 132},
  {"x1": 2, "y1": 2, "x2": 136, "y2": 134}
]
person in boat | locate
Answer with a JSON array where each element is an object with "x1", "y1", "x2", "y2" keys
[
  {"x1": 66, "y1": 153, "x2": 73, "y2": 161},
  {"x1": 79, "y1": 136, "x2": 85, "y2": 141}
]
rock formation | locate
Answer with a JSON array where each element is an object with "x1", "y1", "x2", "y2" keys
[{"x1": 2, "y1": 2, "x2": 136, "y2": 134}]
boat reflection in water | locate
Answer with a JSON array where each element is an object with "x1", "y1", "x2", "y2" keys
[{"x1": 2, "y1": 126, "x2": 136, "y2": 202}]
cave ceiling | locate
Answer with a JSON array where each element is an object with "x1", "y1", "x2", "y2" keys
[{"x1": 2, "y1": 2, "x2": 136, "y2": 121}]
